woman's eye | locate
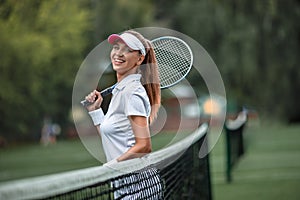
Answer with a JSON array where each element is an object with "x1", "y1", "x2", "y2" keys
[
  {"x1": 125, "y1": 47, "x2": 134, "y2": 53},
  {"x1": 112, "y1": 44, "x2": 134, "y2": 54}
]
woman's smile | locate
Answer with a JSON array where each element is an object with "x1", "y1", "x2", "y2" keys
[{"x1": 112, "y1": 57, "x2": 125, "y2": 65}]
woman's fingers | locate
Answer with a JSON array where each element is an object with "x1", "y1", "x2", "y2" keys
[
  {"x1": 85, "y1": 90, "x2": 103, "y2": 111},
  {"x1": 94, "y1": 90, "x2": 103, "y2": 108},
  {"x1": 85, "y1": 90, "x2": 96, "y2": 102}
]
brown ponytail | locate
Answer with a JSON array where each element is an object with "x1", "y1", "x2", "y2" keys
[{"x1": 124, "y1": 30, "x2": 161, "y2": 124}]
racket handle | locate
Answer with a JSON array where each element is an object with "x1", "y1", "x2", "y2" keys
[{"x1": 80, "y1": 86, "x2": 115, "y2": 107}]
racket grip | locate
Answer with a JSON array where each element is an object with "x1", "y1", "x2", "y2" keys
[{"x1": 80, "y1": 86, "x2": 114, "y2": 107}]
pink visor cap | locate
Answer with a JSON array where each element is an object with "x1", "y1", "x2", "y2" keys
[{"x1": 108, "y1": 33, "x2": 146, "y2": 56}]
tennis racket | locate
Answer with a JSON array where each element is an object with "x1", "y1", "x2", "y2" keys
[{"x1": 81, "y1": 36, "x2": 193, "y2": 107}]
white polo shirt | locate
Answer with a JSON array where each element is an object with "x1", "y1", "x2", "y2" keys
[{"x1": 100, "y1": 74, "x2": 151, "y2": 161}]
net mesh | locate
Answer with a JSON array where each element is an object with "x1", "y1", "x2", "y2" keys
[
  {"x1": 152, "y1": 37, "x2": 193, "y2": 89},
  {"x1": 0, "y1": 124, "x2": 211, "y2": 200},
  {"x1": 44, "y1": 167, "x2": 163, "y2": 200}
]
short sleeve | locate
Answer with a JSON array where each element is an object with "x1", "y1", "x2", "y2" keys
[{"x1": 125, "y1": 88, "x2": 150, "y2": 117}]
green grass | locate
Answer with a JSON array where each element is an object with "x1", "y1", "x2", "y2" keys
[
  {"x1": 0, "y1": 130, "x2": 187, "y2": 182},
  {"x1": 0, "y1": 139, "x2": 99, "y2": 182},
  {"x1": 210, "y1": 123, "x2": 300, "y2": 200}
]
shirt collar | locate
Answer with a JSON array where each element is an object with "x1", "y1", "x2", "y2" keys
[{"x1": 113, "y1": 74, "x2": 142, "y2": 94}]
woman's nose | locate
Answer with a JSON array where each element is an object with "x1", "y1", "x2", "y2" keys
[{"x1": 115, "y1": 49, "x2": 124, "y2": 56}]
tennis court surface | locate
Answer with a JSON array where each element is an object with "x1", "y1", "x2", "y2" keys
[{"x1": 211, "y1": 123, "x2": 300, "y2": 200}]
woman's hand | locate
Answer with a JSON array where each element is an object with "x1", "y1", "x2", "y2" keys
[{"x1": 85, "y1": 90, "x2": 103, "y2": 112}]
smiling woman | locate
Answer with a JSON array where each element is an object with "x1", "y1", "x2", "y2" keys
[
  {"x1": 83, "y1": 30, "x2": 162, "y2": 199},
  {"x1": 84, "y1": 30, "x2": 161, "y2": 164}
]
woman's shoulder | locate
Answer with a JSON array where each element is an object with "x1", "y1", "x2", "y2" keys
[
  {"x1": 120, "y1": 74, "x2": 144, "y2": 93},
  {"x1": 124, "y1": 81, "x2": 147, "y2": 97}
]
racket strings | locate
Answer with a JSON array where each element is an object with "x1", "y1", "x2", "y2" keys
[{"x1": 152, "y1": 38, "x2": 192, "y2": 88}]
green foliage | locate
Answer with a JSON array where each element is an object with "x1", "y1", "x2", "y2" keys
[
  {"x1": 0, "y1": 0, "x2": 91, "y2": 140},
  {"x1": 92, "y1": 0, "x2": 155, "y2": 42},
  {"x1": 1, "y1": 0, "x2": 299, "y2": 142}
]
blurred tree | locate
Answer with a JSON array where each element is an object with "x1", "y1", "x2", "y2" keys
[
  {"x1": 0, "y1": 0, "x2": 91, "y2": 141},
  {"x1": 1, "y1": 0, "x2": 299, "y2": 143},
  {"x1": 91, "y1": 0, "x2": 155, "y2": 43},
  {"x1": 169, "y1": 0, "x2": 300, "y2": 122}
]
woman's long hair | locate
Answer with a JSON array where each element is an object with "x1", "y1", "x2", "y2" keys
[{"x1": 125, "y1": 30, "x2": 161, "y2": 124}]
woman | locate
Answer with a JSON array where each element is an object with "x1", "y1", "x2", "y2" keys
[
  {"x1": 85, "y1": 30, "x2": 163, "y2": 199},
  {"x1": 85, "y1": 30, "x2": 161, "y2": 164}
]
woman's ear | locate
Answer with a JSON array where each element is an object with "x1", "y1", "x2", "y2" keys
[{"x1": 137, "y1": 55, "x2": 145, "y2": 65}]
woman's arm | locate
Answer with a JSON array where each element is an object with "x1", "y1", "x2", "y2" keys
[
  {"x1": 117, "y1": 115, "x2": 152, "y2": 162},
  {"x1": 85, "y1": 90, "x2": 103, "y2": 133}
]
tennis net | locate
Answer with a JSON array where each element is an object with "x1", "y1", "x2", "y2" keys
[{"x1": 0, "y1": 123, "x2": 211, "y2": 200}]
